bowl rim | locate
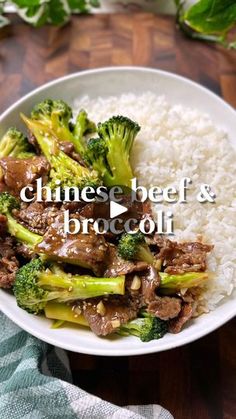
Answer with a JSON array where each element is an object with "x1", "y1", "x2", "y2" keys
[
  {"x1": 1, "y1": 66, "x2": 236, "y2": 120},
  {"x1": 1, "y1": 292, "x2": 235, "y2": 356},
  {"x1": 0, "y1": 66, "x2": 235, "y2": 356}
]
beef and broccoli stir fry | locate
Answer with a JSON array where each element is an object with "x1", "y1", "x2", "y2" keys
[{"x1": 0, "y1": 99, "x2": 213, "y2": 342}]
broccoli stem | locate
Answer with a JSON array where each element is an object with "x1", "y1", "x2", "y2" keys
[
  {"x1": 159, "y1": 272, "x2": 209, "y2": 291},
  {"x1": 45, "y1": 302, "x2": 89, "y2": 326},
  {"x1": 105, "y1": 143, "x2": 133, "y2": 186},
  {"x1": 6, "y1": 213, "x2": 42, "y2": 247},
  {"x1": 51, "y1": 319, "x2": 66, "y2": 329},
  {"x1": 38, "y1": 273, "x2": 125, "y2": 300},
  {"x1": 50, "y1": 113, "x2": 75, "y2": 143},
  {"x1": 21, "y1": 115, "x2": 61, "y2": 162},
  {"x1": 72, "y1": 111, "x2": 89, "y2": 156},
  {"x1": 137, "y1": 247, "x2": 154, "y2": 265}
]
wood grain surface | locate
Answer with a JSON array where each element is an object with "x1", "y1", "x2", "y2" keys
[{"x1": 0, "y1": 13, "x2": 236, "y2": 419}]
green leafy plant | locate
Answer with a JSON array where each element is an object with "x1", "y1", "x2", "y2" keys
[
  {"x1": 175, "y1": 0, "x2": 236, "y2": 49},
  {"x1": 0, "y1": 0, "x2": 100, "y2": 27},
  {"x1": 0, "y1": 1, "x2": 235, "y2": 49}
]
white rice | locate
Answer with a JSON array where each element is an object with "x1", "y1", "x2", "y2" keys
[{"x1": 74, "y1": 92, "x2": 236, "y2": 312}]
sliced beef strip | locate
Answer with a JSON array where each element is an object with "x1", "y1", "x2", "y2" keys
[
  {"x1": 168, "y1": 302, "x2": 193, "y2": 333},
  {"x1": 0, "y1": 182, "x2": 8, "y2": 193},
  {"x1": 28, "y1": 132, "x2": 40, "y2": 154},
  {"x1": 149, "y1": 234, "x2": 213, "y2": 274},
  {"x1": 70, "y1": 151, "x2": 86, "y2": 166},
  {"x1": 58, "y1": 141, "x2": 86, "y2": 166},
  {"x1": 14, "y1": 201, "x2": 60, "y2": 235},
  {"x1": 61, "y1": 201, "x2": 87, "y2": 213},
  {"x1": 0, "y1": 156, "x2": 50, "y2": 195},
  {"x1": 79, "y1": 202, "x2": 108, "y2": 219},
  {"x1": 178, "y1": 287, "x2": 203, "y2": 304},
  {"x1": 164, "y1": 241, "x2": 213, "y2": 274},
  {"x1": 120, "y1": 195, "x2": 152, "y2": 223},
  {"x1": 61, "y1": 195, "x2": 152, "y2": 241},
  {"x1": 15, "y1": 243, "x2": 36, "y2": 260},
  {"x1": 125, "y1": 266, "x2": 161, "y2": 308},
  {"x1": 78, "y1": 196, "x2": 152, "y2": 237},
  {"x1": 29, "y1": 131, "x2": 86, "y2": 166},
  {"x1": 58, "y1": 141, "x2": 75, "y2": 156},
  {"x1": 147, "y1": 296, "x2": 182, "y2": 321},
  {"x1": 82, "y1": 296, "x2": 138, "y2": 336},
  {"x1": 0, "y1": 214, "x2": 7, "y2": 236},
  {"x1": 0, "y1": 236, "x2": 19, "y2": 288},
  {"x1": 104, "y1": 245, "x2": 148, "y2": 277},
  {"x1": 140, "y1": 266, "x2": 161, "y2": 304},
  {"x1": 130, "y1": 266, "x2": 183, "y2": 322},
  {"x1": 106, "y1": 262, "x2": 161, "y2": 307},
  {"x1": 148, "y1": 235, "x2": 175, "y2": 257},
  {"x1": 35, "y1": 213, "x2": 108, "y2": 275}
]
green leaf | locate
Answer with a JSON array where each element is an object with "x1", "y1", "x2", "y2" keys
[
  {"x1": 11, "y1": 0, "x2": 41, "y2": 6},
  {"x1": 12, "y1": 0, "x2": 71, "y2": 27},
  {"x1": 16, "y1": 4, "x2": 48, "y2": 27},
  {"x1": 89, "y1": 0, "x2": 100, "y2": 8},
  {"x1": 34, "y1": 12, "x2": 49, "y2": 28},
  {"x1": 0, "y1": 0, "x2": 98, "y2": 29},
  {"x1": 47, "y1": 0, "x2": 70, "y2": 26},
  {"x1": 67, "y1": 0, "x2": 89, "y2": 13},
  {"x1": 184, "y1": 0, "x2": 236, "y2": 35},
  {"x1": 25, "y1": 5, "x2": 41, "y2": 18}
]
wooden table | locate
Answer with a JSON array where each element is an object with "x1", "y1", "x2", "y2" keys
[{"x1": 1, "y1": 13, "x2": 236, "y2": 419}]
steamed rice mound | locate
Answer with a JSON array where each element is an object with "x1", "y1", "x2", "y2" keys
[{"x1": 74, "y1": 92, "x2": 236, "y2": 312}]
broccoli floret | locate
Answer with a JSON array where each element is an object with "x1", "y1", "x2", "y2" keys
[
  {"x1": 0, "y1": 192, "x2": 42, "y2": 247},
  {"x1": 0, "y1": 128, "x2": 35, "y2": 159},
  {"x1": 0, "y1": 192, "x2": 19, "y2": 213},
  {"x1": 31, "y1": 99, "x2": 72, "y2": 135},
  {"x1": 31, "y1": 100, "x2": 96, "y2": 156},
  {"x1": 86, "y1": 116, "x2": 140, "y2": 187},
  {"x1": 21, "y1": 114, "x2": 100, "y2": 189},
  {"x1": 119, "y1": 311, "x2": 168, "y2": 342},
  {"x1": 31, "y1": 99, "x2": 72, "y2": 122},
  {"x1": 13, "y1": 258, "x2": 125, "y2": 315},
  {"x1": 118, "y1": 231, "x2": 154, "y2": 264}
]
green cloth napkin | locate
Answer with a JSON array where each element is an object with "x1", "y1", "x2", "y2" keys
[{"x1": 0, "y1": 312, "x2": 173, "y2": 419}]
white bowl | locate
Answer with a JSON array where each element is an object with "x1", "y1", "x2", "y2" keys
[{"x1": 0, "y1": 67, "x2": 235, "y2": 356}]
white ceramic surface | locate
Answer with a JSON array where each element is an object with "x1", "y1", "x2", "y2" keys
[{"x1": 0, "y1": 67, "x2": 235, "y2": 356}]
